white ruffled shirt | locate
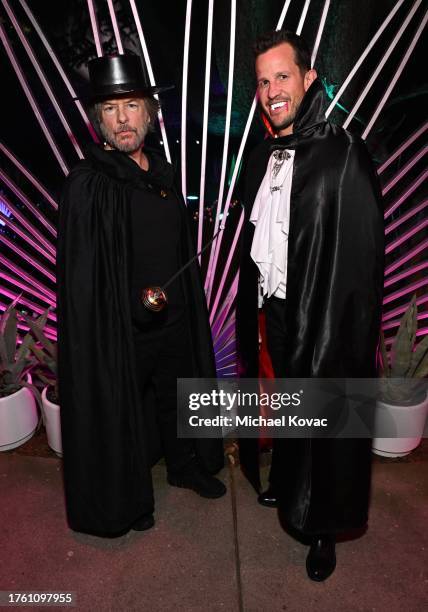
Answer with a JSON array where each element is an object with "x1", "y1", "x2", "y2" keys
[{"x1": 250, "y1": 149, "x2": 294, "y2": 307}]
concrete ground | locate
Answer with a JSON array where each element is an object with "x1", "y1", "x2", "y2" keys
[{"x1": 0, "y1": 439, "x2": 427, "y2": 612}]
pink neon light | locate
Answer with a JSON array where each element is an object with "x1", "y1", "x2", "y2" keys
[
  {"x1": 128, "y1": 0, "x2": 171, "y2": 163},
  {"x1": 210, "y1": 209, "x2": 244, "y2": 324},
  {"x1": 18, "y1": 0, "x2": 98, "y2": 143},
  {"x1": 362, "y1": 9, "x2": 428, "y2": 140},
  {"x1": 0, "y1": 269, "x2": 55, "y2": 306},
  {"x1": 383, "y1": 278, "x2": 428, "y2": 305},
  {"x1": 0, "y1": 288, "x2": 56, "y2": 322},
  {"x1": 384, "y1": 262, "x2": 428, "y2": 288},
  {"x1": 384, "y1": 170, "x2": 428, "y2": 218},
  {"x1": 343, "y1": 0, "x2": 422, "y2": 130},
  {"x1": 382, "y1": 294, "x2": 428, "y2": 321},
  {"x1": 0, "y1": 23, "x2": 69, "y2": 175},
  {"x1": 385, "y1": 200, "x2": 428, "y2": 235},
  {"x1": 0, "y1": 212, "x2": 55, "y2": 264},
  {"x1": 382, "y1": 147, "x2": 427, "y2": 196},
  {"x1": 0, "y1": 192, "x2": 56, "y2": 255},
  {"x1": 0, "y1": 235, "x2": 56, "y2": 283},
  {"x1": 212, "y1": 272, "x2": 239, "y2": 341},
  {"x1": 378, "y1": 121, "x2": 428, "y2": 174},
  {"x1": 385, "y1": 239, "x2": 428, "y2": 277},
  {"x1": 86, "y1": 0, "x2": 103, "y2": 57},
  {"x1": 0, "y1": 142, "x2": 58, "y2": 210},
  {"x1": 0, "y1": 169, "x2": 56, "y2": 238},
  {"x1": 3, "y1": 0, "x2": 84, "y2": 159},
  {"x1": 382, "y1": 312, "x2": 428, "y2": 330},
  {"x1": 4, "y1": 317, "x2": 57, "y2": 342},
  {"x1": 384, "y1": 328, "x2": 428, "y2": 346},
  {"x1": 385, "y1": 219, "x2": 428, "y2": 254}
]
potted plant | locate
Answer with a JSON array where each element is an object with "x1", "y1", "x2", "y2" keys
[
  {"x1": 24, "y1": 314, "x2": 61, "y2": 457},
  {"x1": 373, "y1": 295, "x2": 428, "y2": 457},
  {"x1": 0, "y1": 297, "x2": 44, "y2": 451}
]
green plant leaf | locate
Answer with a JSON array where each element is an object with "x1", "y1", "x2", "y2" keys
[
  {"x1": 0, "y1": 294, "x2": 22, "y2": 336},
  {"x1": 390, "y1": 296, "x2": 417, "y2": 377},
  {"x1": 21, "y1": 311, "x2": 56, "y2": 359},
  {"x1": 412, "y1": 333, "x2": 428, "y2": 378},
  {"x1": 378, "y1": 331, "x2": 390, "y2": 377},
  {"x1": 4, "y1": 309, "x2": 18, "y2": 363}
]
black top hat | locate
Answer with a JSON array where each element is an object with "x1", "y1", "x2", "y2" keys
[{"x1": 81, "y1": 54, "x2": 173, "y2": 100}]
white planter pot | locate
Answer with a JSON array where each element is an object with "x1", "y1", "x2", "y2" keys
[
  {"x1": 41, "y1": 387, "x2": 62, "y2": 457},
  {"x1": 372, "y1": 393, "x2": 428, "y2": 458},
  {"x1": 0, "y1": 386, "x2": 38, "y2": 451}
]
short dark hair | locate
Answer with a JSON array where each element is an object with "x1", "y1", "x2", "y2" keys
[{"x1": 253, "y1": 30, "x2": 311, "y2": 74}]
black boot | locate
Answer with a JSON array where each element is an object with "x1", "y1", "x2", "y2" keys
[
  {"x1": 306, "y1": 535, "x2": 336, "y2": 581},
  {"x1": 167, "y1": 459, "x2": 226, "y2": 498},
  {"x1": 257, "y1": 485, "x2": 278, "y2": 507},
  {"x1": 132, "y1": 513, "x2": 155, "y2": 531}
]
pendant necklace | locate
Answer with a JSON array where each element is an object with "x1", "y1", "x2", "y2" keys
[{"x1": 270, "y1": 149, "x2": 291, "y2": 194}]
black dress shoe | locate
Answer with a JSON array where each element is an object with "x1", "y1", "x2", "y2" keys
[
  {"x1": 306, "y1": 536, "x2": 336, "y2": 581},
  {"x1": 132, "y1": 513, "x2": 155, "y2": 531},
  {"x1": 257, "y1": 486, "x2": 278, "y2": 507},
  {"x1": 167, "y1": 460, "x2": 226, "y2": 498}
]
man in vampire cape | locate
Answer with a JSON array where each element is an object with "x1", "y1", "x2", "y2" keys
[
  {"x1": 236, "y1": 31, "x2": 384, "y2": 580},
  {"x1": 57, "y1": 54, "x2": 225, "y2": 537}
]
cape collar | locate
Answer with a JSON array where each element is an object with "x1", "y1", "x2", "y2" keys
[
  {"x1": 83, "y1": 142, "x2": 175, "y2": 188},
  {"x1": 269, "y1": 78, "x2": 327, "y2": 150}
]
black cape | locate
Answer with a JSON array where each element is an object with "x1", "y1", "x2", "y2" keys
[
  {"x1": 57, "y1": 144, "x2": 223, "y2": 535},
  {"x1": 236, "y1": 80, "x2": 385, "y2": 535}
]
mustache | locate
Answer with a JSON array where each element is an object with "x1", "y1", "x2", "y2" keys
[{"x1": 115, "y1": 125, "x2": 137, "y2": 134}]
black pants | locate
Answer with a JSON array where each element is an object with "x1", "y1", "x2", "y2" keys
[
  {"x1": 264, "y1": 296, "x2": 288, "y2": 488},
  {"x1": 133, "y1": 309, "x2": 195, "y2": 474}
]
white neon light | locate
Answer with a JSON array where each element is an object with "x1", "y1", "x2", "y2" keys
[
  {"x1": 0, "y1": 23, "x2": 69, "y2": 175},
  {"x1": 87, "y1": 0, "x2": 103, "y2": 57},
  {"x1": 180, "y1": 0, "x2": 193, "y2": 200},
  {"x1": 362, "y1": 9, "x2": 427, "y2": 140},
  {"x1": 311, "y1": 0, "x2": 331, "y2": 67},
  {"x1": 128, "y1": 0, "x2": 172, "y2": 163},
  {"x1": 197, "y1": 0, "x2": 215, "y2": 258},
  {"x1": 3, "y1": 0, "x2": 84, "y2": 159},
  {"x1": 207, "y1": 1, "x2": 299, "y2": 303},
  {"x1": 205, "y1": 0, "x2": 236, "y2": 293},
  {"x1": 276, "y1": 0, "x2": 292, "y2": 30},
  {"x1": 296, "y1": 0, "x2": 311, "y2": 35},
  {"x1": 325, "y1": 0, "x2": 405, "y2": 118},
  {"x1": 207, "y1": 95, "x2": 258, "y2": 307},
  {"x1": 343, "y1": 0, "x2": 422, "y2": 130},
  {"x1": 107, "y1": 0, "x2": 124, "y2": 54}
]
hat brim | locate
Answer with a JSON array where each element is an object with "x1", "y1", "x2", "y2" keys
[{"x1": 74, "y1": 83, "x2": 174, "y2": 101}]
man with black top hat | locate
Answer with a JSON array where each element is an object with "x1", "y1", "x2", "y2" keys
[
  {"x1": 57, "y1": 53, "x2": 225, "y2": 537},
  {"x1": 236, "y1": 31, "x2": 384, "y2": 581}
]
